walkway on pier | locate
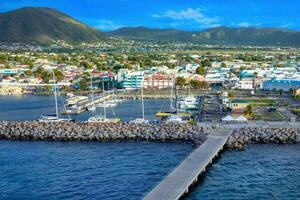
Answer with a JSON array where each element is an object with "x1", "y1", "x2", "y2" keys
[{"x1": 143, "y1": 128, "x2": 233, "y2": 200}]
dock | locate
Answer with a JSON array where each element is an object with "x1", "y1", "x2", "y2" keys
[
  {"x1": 143, "y1": 128, "x2": 233, "y2": 200},
  {"x1": 62, "y1": 93, "x2": 112, "y2": 115}
]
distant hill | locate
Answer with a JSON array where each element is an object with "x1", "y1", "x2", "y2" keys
[
  {"x1": 0, "y1": 7, "x2": 106, "y2": 44},
  {"x1": 108, "y1": 26, "x2": 195, "y2": 42},
  {"x1": 108, "y1": 26, "x2": 300, "y2": 47}
]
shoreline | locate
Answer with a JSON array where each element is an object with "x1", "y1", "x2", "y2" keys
[{"x1": 0, "y1": 121, "x2": 299, "y2": 149}]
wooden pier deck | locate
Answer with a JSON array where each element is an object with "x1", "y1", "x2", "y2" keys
[{"x1": 143, "y1": 128, "x2": 233, "y2": 200}]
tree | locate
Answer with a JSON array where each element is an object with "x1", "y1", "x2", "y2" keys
[
  {"x1": 176, "y1": 77, "x2": 186, "y2": 88},
  {"x1": 79, "y1": 79, "x2": 88, "y2": 91},
  {"x1": 221, "y1": 62, "x2": 227, "y2": 68},
  {"x1": 123, "y1": 63, "x2": 133, "y2": 70},
  {"x1": 189, "y1": 80, "x2": 208, "y2": 89},
  {"x1": 243, "y1": 105, "x2": 253, "y2": 117},
  {"x1": 196, "y1": 66, "x2": 205, "y2": 75},
  {"x1": 24, "y1": 70, "x2": 33, "y2": 76},
  {"x1": 80, "y1": 61, "x2": 92, "y2": 69},
  {"x1": 54, "y1": 69, "x2": 64, "y2": 82},
  {"x1": 201, "y1": 59, "x2": 212, "y2": 67}
]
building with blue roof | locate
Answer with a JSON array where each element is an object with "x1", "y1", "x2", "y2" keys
[{"x1": 261, "y1": 79, "x2": 300, "y2": 91}]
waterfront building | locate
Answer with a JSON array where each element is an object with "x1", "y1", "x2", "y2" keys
[
  {"x1": 0, "y1": 85, "x2": 23, "y2": 95},
  {"x1": 238, "y1": 78, "x2": 254, "y2": 90},
  {"x1": 261, "y1": 79, "x2": 300, "y2": 92},
  {"x1": 0, "y1": 68, "x2": 27, "y2": 75},
  {"x1": 118, "y1": 70, "x2": 144, "y2": 90},
  {"x1": 229, "y1": 99, "x2": 249, "y2": 112},
  {"x1": 143, "y1": 72, "x2": 173, "y2": 89}
]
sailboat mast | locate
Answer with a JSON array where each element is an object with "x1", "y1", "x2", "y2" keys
[
  {"x1": 102, "y1": 81, "x2": 106, "y2": 117},
  {"x1": 141, "y1": 72, "x2": 145, "y2": 120},
  {"x1": 90, "y1": 75, "x2": 94, "y2": 103},
  {"x1": 52, "y1": 71, "x2": 59, "y2": 118},
  {"x1": 170, "y1": 72, "x2": 174, "y2": 110}
]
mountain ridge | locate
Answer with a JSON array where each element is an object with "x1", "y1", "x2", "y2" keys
[
  {"x1": 108, "y1": 26, "x2": 300, "y2": 47},
  {"x1": 0, "y1": 7, "x2": 106, "y2": 44},
  {"x1": 1, "y1": 7, "x2": 300, "y2": 47}
]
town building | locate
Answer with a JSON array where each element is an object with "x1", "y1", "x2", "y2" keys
[
  {"x1": 229, "y1": 99, "x2": 249, "y2": 112},
  {"x1": 261, "y1": 79, "x2": 300, "y2": 92},
  {"x1": 143, "y1": 72, "x2": 173, "y2": 89}
]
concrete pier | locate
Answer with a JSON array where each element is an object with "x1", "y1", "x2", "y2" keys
[{"x1": 144, "y1": 128, "x2": 233, "y2": 200}]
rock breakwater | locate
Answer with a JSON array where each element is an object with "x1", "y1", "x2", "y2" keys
[
  {"x1": 0, "y1": 121, "x2": 209, "y2": 144},
  {"x1": 227, "y1": 127, "x2": 300, "y2": 150}
]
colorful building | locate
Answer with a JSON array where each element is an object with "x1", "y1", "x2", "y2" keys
[{"x1": 261, "y1": 79, "x2": 300, "y2": 92}]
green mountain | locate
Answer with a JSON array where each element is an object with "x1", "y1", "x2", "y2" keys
[
  {"x1": 0, "y1": 7, "x2": 106, "y2": 44},
  {"x1": 108, "y1": 26, "x2": 195, "y2": 42},
  {"x1": 108, "y1": 26, "x2": 300, "y2": 47}
]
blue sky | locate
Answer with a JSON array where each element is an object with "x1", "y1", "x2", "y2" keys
[{"x1": 0, "y1": 0, "x2": 300, "y2": 31}]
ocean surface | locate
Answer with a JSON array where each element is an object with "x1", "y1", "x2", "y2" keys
[
  {"x1": 0, "y1": 141, "x2": 193, "y2": 200},
  {"x1": 1, "y1": 95, "x2": 299, "y2": 199},
  {"x1": 187, "y1": 144, "x2": 300, "y2": 200}
]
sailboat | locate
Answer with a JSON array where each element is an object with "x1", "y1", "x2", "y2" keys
[
  {"x1": 88, "y1": 81, "x2": 120, "y2": 123},
  {"x1": 87, "y1": 74, "x2": 96, "y2": 111},
  {"x1": 38, "y1": 71, "x2": 74, "y2": 122},
  {"x1": 156, "y1": 72, "x2": 177, "y2": 117},
  {"x1": 155, "y1": 72, "x2": 193, "y2": 123},
  {"x1": 130, "y1": 72, "x2": 149, "y2": 124}
]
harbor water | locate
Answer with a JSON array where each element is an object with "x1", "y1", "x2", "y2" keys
[
  {"x1": 1, "y1": 95, "x2": 299, "y2": 199},
  {"x1": 0, "y1": 95, "x2": 170, "y2": 122}
]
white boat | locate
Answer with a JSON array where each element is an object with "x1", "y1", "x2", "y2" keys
[
  {"x1": 88, "y1": 81, "x2": 119, "y2": 123},
  {"x1": 96, "y1": 103, "x2": 110, "y2": 108},
  {"x1": 39, "y1": 115, "x2": 74, "y2": 122},
  {"x1": 177, "y1": 96, "x2": 199, "y2": 109},
  {"x1": 87, "y1": 103, "x2": 96, "y2": 111},
  {"x1": 129, "y1": 118, "x2": 149, "y2": 124},
  {"x1": 66, "y1": 92, "x2": 75, "y2": 97},
  {"x1": 87, "y1": 74, "x2": 96, "y2": 111},
  {"x1": 164, "y1": 115, "x2": 186, "y2": 124},
  {"x1": 105, "y1": 100, "x2": 117, "y2": 107},
  {"x1": 38, "y1": 71, "x2": 74, "y2": 122},
  {"x1": 66, "y1": 96, "x2": 88, "y2": 107},
  {"x1": 88, "y1": 115, "x2": 120, "y2": 123}
]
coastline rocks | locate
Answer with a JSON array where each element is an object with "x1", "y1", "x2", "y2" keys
[
  {"x1": 1, "y1": 121, "x2": 299, "y2": 150},
  {"x1": 227, "y1": 127, "x2": 300, "y2": 150},
  {"x1": 0, "y1": 121, "x2": 207, "y2": 145}
]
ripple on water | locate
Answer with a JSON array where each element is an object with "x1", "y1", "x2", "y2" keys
[
  {"x1": 187, "y1": 144, "x2": 300, "y2": 200},
  {"x1": 0, "y1": 141, "x2": 193, "y2": 200}
]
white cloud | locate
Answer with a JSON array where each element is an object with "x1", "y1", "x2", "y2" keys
[
  {"x1": 153, "y1": 8, "x2": 219, "y2": 26},
  {"x1": 238, "y1": 22, "x2": 252, "y2": 27},
  {"x1": 94, "y1": 20, "x2": 123, "y2": 31},
  {"x1": 237, "y1": 22, "x2": 261, "y2": 28},
  {"x1": 279, "y1": 23, "x2": 293, "y2": 28}
]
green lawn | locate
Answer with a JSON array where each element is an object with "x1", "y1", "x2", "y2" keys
[{"x1": 242, "y1": 98, "x2": 275, "y2": 105}]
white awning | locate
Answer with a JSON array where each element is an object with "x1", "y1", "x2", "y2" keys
[
  {"x1": 222, "y1": 115, "x2": 235, "y2": 121},
  {"x1": 235, "y1": 115, "x2": 248, "y2": 121}
]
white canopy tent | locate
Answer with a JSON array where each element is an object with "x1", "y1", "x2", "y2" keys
[
  {"x1": 222, "y1": 115, "x2": 235, "y2": 122},
  {"x1": 235, "y1": 115, "x2": 248, "y2": 122}
]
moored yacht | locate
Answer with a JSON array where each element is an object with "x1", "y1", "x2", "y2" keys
[
  {"x1": 88, "y1": 115, "x2": 120, "y2": 123},
  {"x1": 38, "y1": 71, "x2": 74, "y2": 122},
  {"x1": 88, "y1": 81, "x2": 119, "y2": 123},
  {"x1": 129, "y1": 72, "x2": 149, "y2": 124}
]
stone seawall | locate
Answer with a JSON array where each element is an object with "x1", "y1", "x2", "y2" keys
[
  {"x1": 227, "y1": 127, "x2": 300, "y2": 150},
  {"x1": 1, "y1": 122, "x2": 300, "y2": 150},
  {"x1": 0, "y1": 121, "x2": 209, "y2": 144}
]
